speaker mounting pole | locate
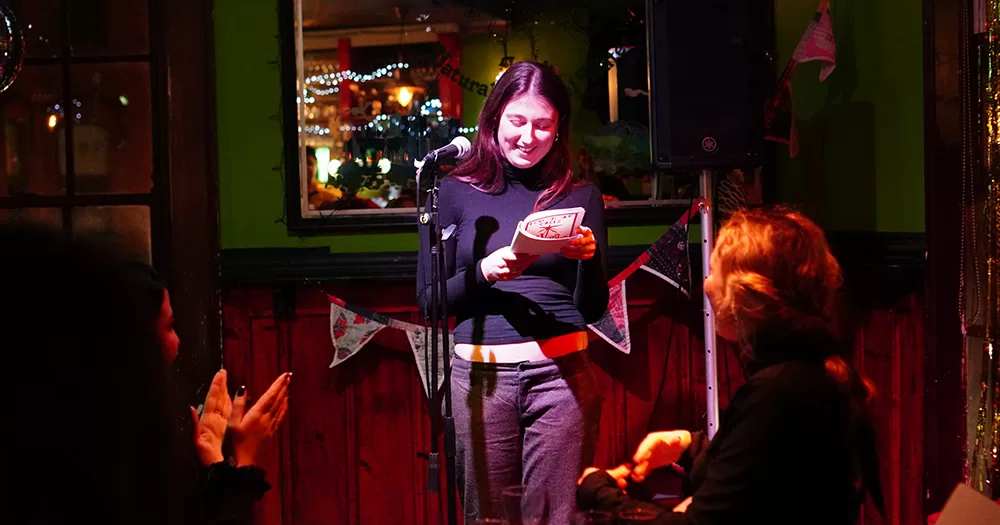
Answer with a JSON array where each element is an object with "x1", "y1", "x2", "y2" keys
[{"x1": 699, "y1": 169, "x2": 720, "y2": 439}]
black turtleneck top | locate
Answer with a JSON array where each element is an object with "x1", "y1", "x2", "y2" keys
[
  {"x1": 577, "y1": 333, "x2": 883, "y2": 525},
  {"x1": 416, "y1": 161, "x2": 609, "y2": 345}
]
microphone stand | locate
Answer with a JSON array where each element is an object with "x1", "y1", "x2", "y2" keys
[{"x1": 418, "y1": 152, "x2": 458, "y2": 525}]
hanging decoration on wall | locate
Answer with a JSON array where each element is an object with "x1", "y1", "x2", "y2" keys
[
  {"x1": 405, "y1": 330, "x2": 452, "y2": 399},
  {"x1": 970, "y1": 0, "x2": 1000, "y2": 496},
  {"x1": 323, "y1": 202, "x2": 700, "y2": 385},
  {"x1": 326, "y1": 295, "x2": 451, "y2": 398},
  {"x1": 0, "y1": 5, "x2": 25, "y2": 94},
  {"x1": 791, "y1": 0, "x2": 837, "y2": 82},
  {"x1": 587, "y1": 278, "x2": 631, "y2": 354},
  {"x1": 329, "y1": 302, "x2": 387, "y2": 368},
  {"x1": 764, "y1": 0, "x2": 837, "y2": 157},
  {"x1": 638, "y1": 208, "x2": 696, "y2": 295}
]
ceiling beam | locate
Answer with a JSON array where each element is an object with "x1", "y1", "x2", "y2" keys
[{"x1": 302, "y1": 19, "x2": 506, "y2": 50}]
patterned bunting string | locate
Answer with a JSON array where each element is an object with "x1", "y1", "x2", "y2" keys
[
  {"x1": 324, "y1": 203, "x2": 701, "y2": 390},
  {"x1": 405, "y1": 329, "x2": 453, "y2": 398},
  {"x1": 584, "y1": 200, "x2": 700, "y2": 351},
  {"x1": 328, "y1": 303, "x2": 386, "y2": 368}
]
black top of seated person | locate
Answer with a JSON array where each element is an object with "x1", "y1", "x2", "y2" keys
[{"x1": 578, "y1": 331, "x2": 883, "y2": 525}]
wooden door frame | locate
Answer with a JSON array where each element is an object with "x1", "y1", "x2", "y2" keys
[
  {"x1": 150, "y1": 0, "x2": 222, "y2": 393},
  {"x1": 922, "y1": 0, "x2": 968, "y2": 514}
]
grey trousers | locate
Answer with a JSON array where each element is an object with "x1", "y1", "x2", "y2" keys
[{"x1": 450, "y1": 350, "x2": 603, "y2": 524}]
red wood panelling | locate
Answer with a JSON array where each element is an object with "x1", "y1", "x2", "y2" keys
[{"x1": 223, "y1": 273, "x2": 922, "y2": 525}]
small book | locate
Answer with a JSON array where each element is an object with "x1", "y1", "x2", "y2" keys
[{"x1": 509, "y1": 207, "x2": 586, "y2": 255}]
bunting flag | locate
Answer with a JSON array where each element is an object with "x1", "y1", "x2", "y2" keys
[
  {"x1": 585, "y1": 200, "x2": 699, "y2": 352},
  {"x1": 587, "y1": 281, "x2": 631, "y2": 354},
  {"x1": 325, "y1": 201, "x2": 700, "y2": 371},
  {"x1": 329, "y1": 302, "x2": 386, "y2": 368},
  {"x1": 639, "y1": 218, "x2": 693, "y2": 297},
  {"x1": 792, "y1": 0, "x2": 837, "y2": 82},
  {"x1": 765, "y1": 0, "x2": 836, "y2": 156},
  {"x1": 405, "y1": 329, "x2": 453, "y2": 397},
  {"x1": 327, "y1": 295, "x2": 452, "y2": 398}
]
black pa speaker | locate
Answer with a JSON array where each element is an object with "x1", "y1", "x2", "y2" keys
[{"x1": 645, "y1": 0, "x2": 773, "y2": 170}]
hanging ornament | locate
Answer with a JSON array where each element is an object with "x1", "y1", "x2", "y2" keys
[
  {"x1": 969, "y1": 0, "x2": 1000, "y2": 497},
  {"x1": 0, "y1": 5, "x2": 25, "y2": 94}
]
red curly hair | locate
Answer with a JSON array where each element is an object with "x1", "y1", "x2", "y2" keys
[{"x1": 704, "y1": 207, "x2": 875, "y2": 401}]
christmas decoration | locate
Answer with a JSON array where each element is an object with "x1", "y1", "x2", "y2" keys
[
  {"x1": 0, "y1": 5, "x2": 25, "y2": 94},
  {"x1": 764, "y1": 0, "x2": 837, "y2": 156},
  {"x1": 970, "y1": 0, "x2": 1000, "y2": 496}
]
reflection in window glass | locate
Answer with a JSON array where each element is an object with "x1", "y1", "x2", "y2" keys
[
  {"x1": 301, "y1": 42, "x2": 465, "y2": 215},
  {"x1": 13, "y1": 0, "x2": 62, "y2": 58},
  {"x1": 0, "y1": 66, "x2": 65, "y2": 197},
  {"x1": 0, "y1": 207, "x2": 62, "y2": 228},
  {"x1": 292, "y1": 4, "x2": 765, "y2": 222},
  {"x1": 72, "y1": 205, "x2": 150, "y2": 261},
  {"x1": 68, "y1": 62, "x2": 152, "y2": 194}
]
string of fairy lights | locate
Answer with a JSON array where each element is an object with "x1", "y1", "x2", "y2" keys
[
  {"x1": 296, "y1": 97, "x2": 479, "y2": 137},
  {"x1": 303, "y1": 62, "x2": 412, "y2": 97},
  {"x1": 299, "y1": 59, "x2": 481, "y2": 138},
  {"x1": 333, "y1": 98, "x2": 477, "y2": 134},
  {"x1": 305, "y1": 62, "x2": 411, "y2": 87}
]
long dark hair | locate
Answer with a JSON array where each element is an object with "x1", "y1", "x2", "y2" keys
[
  {"x1": 450, "y1": 60, "x2": 579, "y2": 210},
  {"x1": 2, "y1": 225, "x2": 189, "y2": 524}
]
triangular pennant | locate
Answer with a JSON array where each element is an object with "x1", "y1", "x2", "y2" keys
[
  {"x1": 640, "y1": 219, "x2": 691, "y2": 297},
  {"x1": 328, "y1": 294, "x2": 409, "y2": 330},
  {"x1": 328, "y1": 303, "x2": 386, "y2": 368},
  {"x1": 405, "y1": 329, "x2": 452, "y2": 398},
  {"x1": 792, "y1": 0, "x2": 837, "y2": 82},
  {"x1": 588, "y1": 281, "x2": 631, "y2": 354}
]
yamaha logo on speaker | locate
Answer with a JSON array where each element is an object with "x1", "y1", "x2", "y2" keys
[{"x1": 701, "y1": 137, "x2": 718, "y2": 153}]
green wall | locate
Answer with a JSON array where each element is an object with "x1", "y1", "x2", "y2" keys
[
  {"x1": 214, "y1": 0, "x2": 415, "y2": 251},
  {"x1": 456, "y1": 20, "x2": 602, "y2": 157},
  {"x1": 773, "y1": 0, "x2": 924, "y2": 232},
  {"x1": 215, "y1": 1, "x2": 669, "y2": 250},
  {"x1": 214, "y1": 0, "x2": 924, "y2": 252}
]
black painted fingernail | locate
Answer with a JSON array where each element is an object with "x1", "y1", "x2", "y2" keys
[{"x1": 236, "y1": 386, "x2": 246, "y2": 396}]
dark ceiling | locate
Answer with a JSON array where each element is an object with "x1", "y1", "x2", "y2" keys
[{"x1": 299, "y1": 0, "x2": 608, "y2": 29}]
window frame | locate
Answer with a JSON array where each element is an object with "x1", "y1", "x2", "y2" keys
[
  {"x1": 278, "y1": 1, "x2": 695, "y2": 234},
  {"x1": 0, "y1": 1, "x2": 165, "y2": 265}
]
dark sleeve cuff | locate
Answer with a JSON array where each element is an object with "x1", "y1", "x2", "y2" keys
[
  {"x1": 201, "y1": 462, "x2": 271, "y2": 502},
  {"x1": 676, "y1": 431, "x2": 708, "y2": 473},
  {"x1": 472, "y1": 259, "x2": 495, "y2": 286},
  {"x1": 576, "y1": 471, "x2": 638, "y2": 512}
]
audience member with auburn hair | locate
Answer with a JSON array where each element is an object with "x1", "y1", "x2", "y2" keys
[{"x1": 577, "y1": 207, "x2": 883, "y2": 525}]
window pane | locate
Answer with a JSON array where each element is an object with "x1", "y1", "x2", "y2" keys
[
  {"x1": 70, "y1": 62, "x2": 152, "y2": 194},
  {"x1": 0, "y1": 207, "x2": 62, "y2": 227},
  {"x1": 0, "y1": 66, "x2": 65, "y2": 196},
  {"x1": 68, "y1": 0, "x2": 149, "y2": 56},
  {"x1": 72, "y1": 205, "x2": 150, "y2": 261},
  {"x1": 13, "y1": 0, "x2": 62, "y2": 58}
]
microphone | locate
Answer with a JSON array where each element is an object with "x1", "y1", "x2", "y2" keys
[
  {"x1": 422, "y1": 136, "x2": 472, "y2": 162},
  {"x1": 415, "y1": 136, "x2": 471, "y2": 211}
]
